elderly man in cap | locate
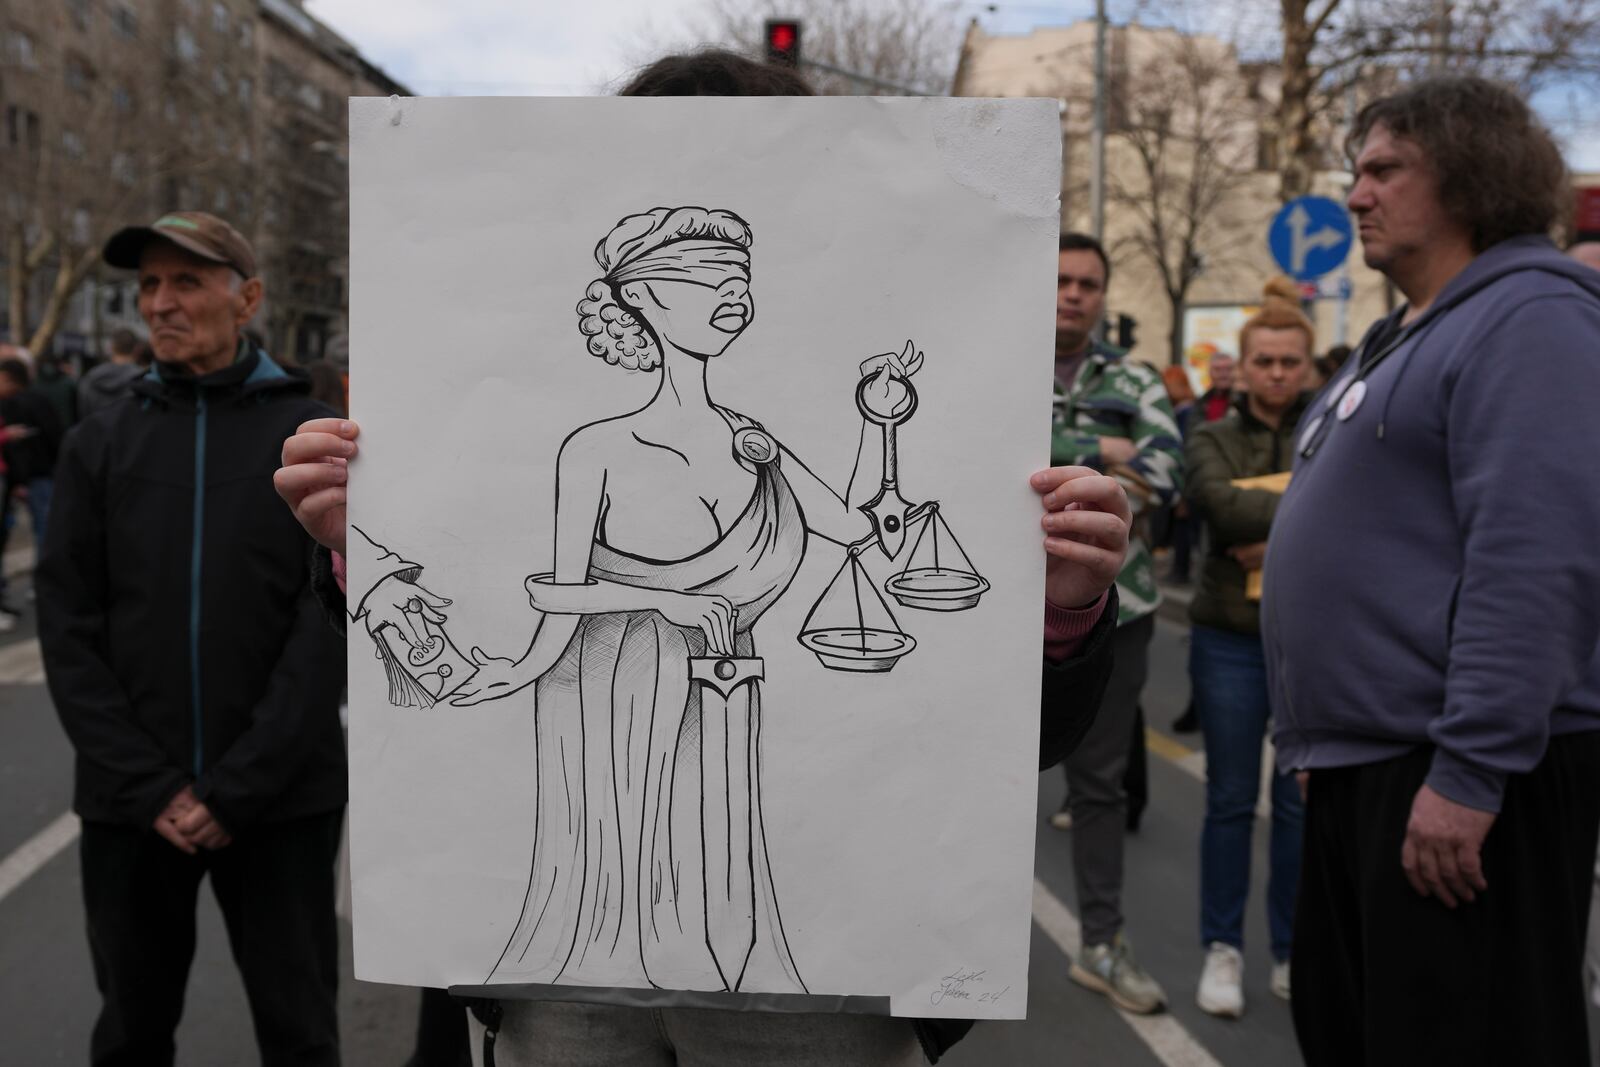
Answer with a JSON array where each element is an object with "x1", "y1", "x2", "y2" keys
[{"x1": 36, "y1": 212, "x2": 347, "y2": 1066}]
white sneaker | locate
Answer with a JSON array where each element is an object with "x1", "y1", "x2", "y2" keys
[
  {"x1": 1049, "y1": 810, "x2": 1073, "y2": 831},
  {"x1": 1197, "y1": 942, "x2": 1244, "y2": 1018},
  {"x1": 1270, "y1": 960, "x2": 1291, "y2": 1001}
]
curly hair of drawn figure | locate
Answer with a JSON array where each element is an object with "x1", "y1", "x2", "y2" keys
[{"x1": 576, "y1": 206, "x2": 754, "y2": 371}]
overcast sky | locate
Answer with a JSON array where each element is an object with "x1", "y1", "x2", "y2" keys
[{"x1": 305, "y1": 0, "x2": 1596, "y2": 169}]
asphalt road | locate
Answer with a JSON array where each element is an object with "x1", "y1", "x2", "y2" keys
[{"x1": 4, "y1": 549, "x2": 1592, "y2": 1065}]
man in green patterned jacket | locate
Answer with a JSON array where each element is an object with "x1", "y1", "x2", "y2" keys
[{"x1": 1049, "y1": 233, "x2": 1183, "y2": 1014}]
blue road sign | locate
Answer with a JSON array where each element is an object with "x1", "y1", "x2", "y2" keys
[{"x1": 1268, "y1": 196, "x2": 1353, "y2": 281}]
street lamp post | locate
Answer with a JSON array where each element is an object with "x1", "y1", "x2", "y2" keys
[{"x1": 1090, "y1": 0, "x2": 1107, "y2": 243}]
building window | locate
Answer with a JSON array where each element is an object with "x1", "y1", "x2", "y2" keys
[
  {"x1": 8, "y1": 31, "x2": 37, "y2": 69},
  {"x1": 5, "y1": 106, "x2": 40, "y2": 150},
  {"x1": 297, "y1": 83, "x2": 323, "y2": 112},
  {"x1": 164, "y1": 98, "x2": 180, "y2": 124},
  {"x1": 237, "y1": 139, "x2": 252, "y2": 164},
  {"x1": 239, "y1": 20, "x2": 254, "y2": 49},
  {"x1": 267, "y1": 59, "x2": 295, "y2": 99},
  {"x1": 65, "y1": 55, "x2": 93, "y2": 94},
  {"x1": 237, "y1": 77, "x2": 253, "y2": 105},
  {"x1": 1256, "y1": 129, "x2": 1280, "y2": 173},
  {"x1": 68, "y1": 0, "x2": 92, "y2": 31},
  {"x1": 213, "y1": 67, "x2": 229, "y2": 96},
  {"x1": 174, "y1": 25, "x2": 199, "y2": 63},
  {"x1": 214, "y1": 188, "x2": 230, "y2": 213},
  {"x1": 111, "y1": 152, "x2": 137, "y2": 186},
  {"x1": 212, "y1": 2, "x2": 230, "y2": 34},
  {"x1": 112, "y1": 5, "x2": 139, "y2": 38},
  {"x1": 62, "y1": 129, "x2": 87, "y2": 161},
  {"x1": 113, "y1": 86, "x2": 135, "y2": 114},
  {"x1": 216, "y1": 127, "x2": 231, "y2": 154},
  {"x1": 71, "y1": 208, "x2": 92, "y2": 247}
]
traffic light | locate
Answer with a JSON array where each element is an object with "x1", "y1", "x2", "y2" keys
[
  {"x1": 1116, "y1": 313, "x2": 1137, "y2": 350},
  {"x1": 764, "y1": 19, "x2": 801, "y2": 67}
]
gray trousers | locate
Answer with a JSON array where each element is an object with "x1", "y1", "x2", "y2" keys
[
  {"x1": 467, "y1": 1000, "x2": 925, "y2": 1066},
  {"x1": 1060, "y1": 612, "x2": 1155, "y2": 947}
]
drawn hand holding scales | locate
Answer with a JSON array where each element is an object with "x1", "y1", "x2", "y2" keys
[{"x1": 352, "y1": 207, "x2": 987, "y2": 995}]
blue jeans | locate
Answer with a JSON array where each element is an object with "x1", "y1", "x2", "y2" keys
[
  {"x1": 22, "y1": 475, "x2": 51, "y2": 544},
  {"x1": 1191, "y1": 624, "x2": 1303, "y2": 961}
]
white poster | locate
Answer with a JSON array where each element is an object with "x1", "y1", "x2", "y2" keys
[{"x1": 346, "y1": 96, "x2": 1059, "y2": 1020}]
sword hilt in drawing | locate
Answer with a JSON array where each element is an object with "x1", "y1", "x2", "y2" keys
[{"x1": 689, "y1": 656, "x2": 765, "y2": 699}]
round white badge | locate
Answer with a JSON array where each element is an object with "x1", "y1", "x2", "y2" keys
[
  {"x1": 1336, "y1": 379, "x2": 1367, "y2": 422},
  {"x1": 1298, "y1": 414, "x2": 1325, "y2": 453}
]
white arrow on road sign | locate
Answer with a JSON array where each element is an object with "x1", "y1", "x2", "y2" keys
[
  {"x1": 1269, "y1": 196, "x2": 1352, "y2": 280},
  {"x1": 1287, "y1": 204, "x2": 1345, "y2": 275}
]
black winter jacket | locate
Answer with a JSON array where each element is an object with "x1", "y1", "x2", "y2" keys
[
  {"x1": 37, "y1": 349, "x2": 346, "y2": 832},
  {"x1": 311, "y1": 544, "x2": 1113, "y2": 1063},
  {"x1": 0, "y1": 387, "x2": 64, "y2": 483}
]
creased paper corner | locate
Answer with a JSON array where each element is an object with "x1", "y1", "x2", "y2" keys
[{"x1": 930, "y1": 98, "x2": 1062, "y2": 234}]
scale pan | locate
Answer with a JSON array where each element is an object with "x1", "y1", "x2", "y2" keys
[
  {"x1": 798, "y1": 627, "x2": 917, "y2": 672},
  {"x1": 885, "y1": 568, "x2": 990, "y2": 611}
]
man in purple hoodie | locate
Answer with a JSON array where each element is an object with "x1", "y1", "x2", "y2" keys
[{"x1": 1263, "y1": 77, "x2": 1600, "y2": 1066}]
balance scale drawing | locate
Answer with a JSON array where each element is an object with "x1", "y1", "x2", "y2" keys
[{"x1": 796, "y1": 371, "x2": 990, "y2": 672}]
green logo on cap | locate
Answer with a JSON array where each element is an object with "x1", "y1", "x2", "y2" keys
[{"x1": 154, "y1": 215, "x2": 200, "y2": 231}]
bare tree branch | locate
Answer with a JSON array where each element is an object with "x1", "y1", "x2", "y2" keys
[
  {"x1": 1101, "y1": 33, "x2": 1261, "y2": 361},
  {"x1": 688, "y1": 0, "x2": 964, "y2": 94}
]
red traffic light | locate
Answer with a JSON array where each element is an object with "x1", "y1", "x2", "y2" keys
[{"x1": 764, "y1": 19, "x2": 801, "y2": 66}]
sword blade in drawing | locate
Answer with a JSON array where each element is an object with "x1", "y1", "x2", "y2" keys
[{"x1": 689, "y1": 654, "x2": 763, "y2": 990}]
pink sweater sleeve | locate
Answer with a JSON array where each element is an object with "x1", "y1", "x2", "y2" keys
[
  {"x1": 1043, "y1": 591, "x2": 1108, "y2": 663},
  {"x1": 332, "y1": 551, "x2": 347, "y2": 595}
]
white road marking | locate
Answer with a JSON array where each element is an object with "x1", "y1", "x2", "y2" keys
[
  {"x1": 0, "y1": 811, "x2": 80, "y2": 905},
  {"x1": 1033, "y1": 878, "x2": 1226, "y2": 1067},
  {"x1": 0, "y1": 638, "x2": 45, "y2": 685}
]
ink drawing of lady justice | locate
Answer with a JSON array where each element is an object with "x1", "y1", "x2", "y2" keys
[{"x1": 352, "y1": 205, "x2": 987, "y2": 996}]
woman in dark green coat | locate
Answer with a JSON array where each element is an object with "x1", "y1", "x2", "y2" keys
[{"x1": 1184, "y1": 278, "x2": 1314, "y2": 1019}]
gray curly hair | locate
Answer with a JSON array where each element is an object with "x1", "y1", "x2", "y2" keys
[{"x1": 577, "y1": 207, "x2": 753, "y2": 371}]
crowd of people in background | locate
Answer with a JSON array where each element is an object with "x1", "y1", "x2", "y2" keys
[
  {"x1": 1045, "y1": 76, "x2": 1600, "y2": 1067},
  {"x1": 0, "y1": 323, "x2": 347, "y2": 635}
]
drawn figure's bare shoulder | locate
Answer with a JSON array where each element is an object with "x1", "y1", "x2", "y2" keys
[{"x1": 556, "y1": 415, "x2": 637, "y2": 485}]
